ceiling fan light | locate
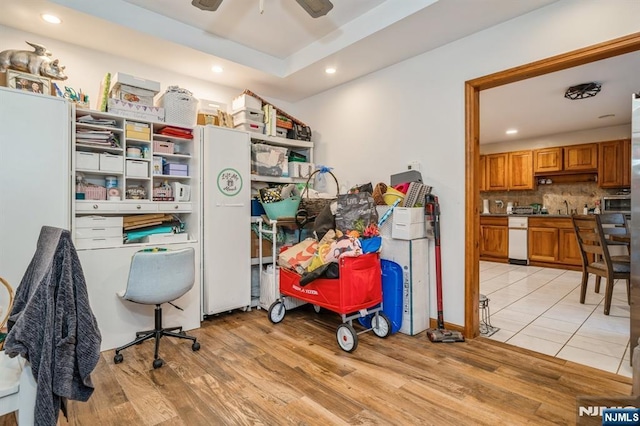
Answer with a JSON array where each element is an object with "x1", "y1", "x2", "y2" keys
[
  {"x1": 564, "y1": 82, "x2": 601, "y2": 100},
  {"x1": 295, "y1": 0, "x2": 334, "y2": 18},
  {"x1": 191, "y1": 0, "x2": 223, "y2": 12}
]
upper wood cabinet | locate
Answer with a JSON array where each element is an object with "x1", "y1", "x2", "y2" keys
[
  {"x1": 508, "y1": 150, "x2": 534, "y2": 190},
  {"x1": 564, "y1": 143, "x2": 598, "y2": 171},
  {"x1": 479, "y1": 155, "x2": 487, "y2": 192},
  {"x1": 485, "y1": 153, "x2": 508, "y2": 191},
  {"x1": 599, "y1": 138, "x2": 631, "y2": 188},
  {"x1": 533, "y1": 147, "x2": 563, "y2": 174}
]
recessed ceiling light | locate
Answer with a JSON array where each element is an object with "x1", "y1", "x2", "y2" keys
[
  {"x1": 325, "y1": 67, "x2": 336, "y2": 74},
  {"x1": 506, "y1": 129, "x2": 518, "y2": 135},
  {"x1": 41, "y1": 14, "x2": 61, "y2": 24},
  {"x1": 598, "y1": 113, "x2": 615, "y2": 119},
  {"x1": 211, "y1": 66, "x2": 223, "y2": 73}
]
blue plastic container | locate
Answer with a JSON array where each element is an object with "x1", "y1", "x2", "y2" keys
[{"x1": 359, "y1": 259, "x2": 403, "y2": 334}]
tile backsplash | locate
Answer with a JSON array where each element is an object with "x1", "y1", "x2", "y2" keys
[{"x1": 481, "y1": 182, "x2": 620, "y2": 214}]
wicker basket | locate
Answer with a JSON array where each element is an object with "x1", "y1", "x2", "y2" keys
[
  {"x1": 0, "y1": 277, "x2": 14, "y2": 351},
  {"x1": 372, "y1": 182, "x2": 388, "y2": 205},
  {"x1": 157, "y1": 87, "x2": 198, "y2": 127},
  {"x1": 300, "y1": 169, "x2": 339, "y2": 216}
]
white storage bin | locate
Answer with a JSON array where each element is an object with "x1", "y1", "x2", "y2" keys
[
  {"x1": 76, "y1": 152, "x2": 99, "y2": 170},
  {"x1": 75, "y1": 226, "x2": 122, "y2": 239},
  {"x1": 275, "y1": 127, "x2": 287, "y2": 138},
  {"x1": 232, "y1": 94, "x2": 261, "y2": 112},
  {"x1": 143, "y1": 233, "x2": 189, "y2": 243},
  {"x1": 126, "y1": 160, "x2": 149, "y2": 178},
  {"x1": 235, "y1": 120, "x2": 265, "y2": 134},
  {"x1": 393, "y1": 207, "x2": 425, "y2": 225},
  {"x1": 392, "y1": 222, "x2": 427, "y2": 240},
  {"x1": 157, "y1": 87, "x2": 198, "y2": 127},
  {"x1": 74, "y1": 236, "x2": 123, "y2": 250},
  {"x1": 99, "y1": 153, "x2": 123, "y2": 172},
  {"x1": 232, "y1": 107, "x2": 264, "y2": 124},
  {"x1": 110, "y1": 72, "x2": 161, "y2": 94},
  {"x1": 76, "y1": 215, "x2": 123, "y2": 228}
]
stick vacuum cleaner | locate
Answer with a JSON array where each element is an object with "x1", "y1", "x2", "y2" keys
[{"x1": 425, "y1": 194, "x2": 465, "y2": 343}]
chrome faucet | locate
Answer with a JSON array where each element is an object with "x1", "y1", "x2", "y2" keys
[{"x1": 563, "y1": 200, "x2": 569, "y2": 215}]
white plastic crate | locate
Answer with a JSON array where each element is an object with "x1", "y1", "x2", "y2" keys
[
  {"x1": 232, "y1": 107, "x2": 265, "y2": 124},
  {"x1": 157, "y1": 88, "x2": 198, "y2": 127},
  {"x1": 235, "y1": 119, "x2": 265, "y2": 134}
]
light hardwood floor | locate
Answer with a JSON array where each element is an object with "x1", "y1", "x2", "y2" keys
[{"x1": 0, "y1": 306, "x2": 633, "y2": 425}]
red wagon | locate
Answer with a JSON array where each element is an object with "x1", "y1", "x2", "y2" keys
[{"x1": 268, "y1": 253, "x2": 391, "y2": 352}]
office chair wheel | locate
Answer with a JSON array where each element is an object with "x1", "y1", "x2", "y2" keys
[
  {"x1": 153, "y1": 359, "x2": 164, "y2": 369},
  {"x1": 313, "y1": 304, "x2": 321, "y2": 313},
  {"x1": 192, "y1": 342, "x2": 200, "y2": 351},
  {"x1": 114, "y1": 353, "x2": 123, "y2": 364}
]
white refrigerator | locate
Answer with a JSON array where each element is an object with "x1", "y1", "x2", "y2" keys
[{"x1": 201, "y1": 126, "x2": 251, "y2": 315}]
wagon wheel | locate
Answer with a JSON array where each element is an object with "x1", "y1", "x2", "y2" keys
[
  {"x1": 371, "y1": 312, "x2": 391, "y2": 338},
  {"x1": 268, "y1": 301, "x2": 286, "y2": 324},
  {"x1": 336, "y1": 324, "x2": 358, "y2": 352}
]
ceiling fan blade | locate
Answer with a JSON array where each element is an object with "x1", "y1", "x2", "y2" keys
[
  {"x1": 296, "y1": 0, "x2": 333, "y2": 18},
  {"x1": 191, "y1": 0, "x2": 223, "y2": 12}
]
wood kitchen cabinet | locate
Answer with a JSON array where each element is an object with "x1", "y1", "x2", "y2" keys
[
  {"x1": 508, "y1": 150, "x2": 534, "y2": 190},
  {"x1": 485, "y1": 153, "x2": 508, "y2": 191},
  {"x1": 564, "y1": 143, "x2": 598, "y2": 171},
  {"x1": 480, "y1": 216, "x2": 508, "y2": 261},
  {"x1": 482, "y1": 151, "x2": 532, "y2": 191},
  {"x1": 533, "y1": 147, "x2": 563, "y2": 173},
  {"x1": 598, "y1": 139, "x2": 631, "y2": 188},
  {"x1": 479, "y1": 155, "x2": 487, "y2": 191},
  {"x1": 528, "y1": 217, "x2": 581, "y2": 270}
]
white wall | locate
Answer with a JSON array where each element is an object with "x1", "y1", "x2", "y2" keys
[
  {"x1": 290, "y1": 0, "x2": 640, "y2": 326},
  {"x1": 481, "y1": 124, "x2": 631, "y2": 154},
  {"x1": 0, "y1": 24, "x2": 295, "y2": 114}
]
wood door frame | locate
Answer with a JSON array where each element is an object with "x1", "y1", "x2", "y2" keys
[{"x1": 464, "y1": 32, "x2": 640, "y2": 338}]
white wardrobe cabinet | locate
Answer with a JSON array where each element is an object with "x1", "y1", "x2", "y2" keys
[{"x1": 0, "y1": 88, "x2": 71, "y2": 287}]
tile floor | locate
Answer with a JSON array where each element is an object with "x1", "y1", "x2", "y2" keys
[{"x1": 480, "y1": 261, "x2": 632, "y2": 377}]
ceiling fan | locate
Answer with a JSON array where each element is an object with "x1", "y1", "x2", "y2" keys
[{"x1": 191, "y1": 0, "x2": 334, "y2": 18}]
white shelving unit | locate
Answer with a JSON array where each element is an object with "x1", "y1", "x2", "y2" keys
[
  {"x1": 249, "y1": 131, "x2": 314, "y2": 310},
  {"x1": 72, "y1": 107, "x2": 199, "y2": 249},
  {"x1": 71, "y1": 106, "x2": 202, "y2": 351}
]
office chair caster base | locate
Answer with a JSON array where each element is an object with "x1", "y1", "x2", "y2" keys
[
  {"x1": 192, "y1": 342, "x2": 201, "y2": 351},
  {"x1": 114, "y1": 353, "x2": 123, "y2": 364},
  {"x1": 153, "y1": 359, "x2": 164, "y2": 369}
]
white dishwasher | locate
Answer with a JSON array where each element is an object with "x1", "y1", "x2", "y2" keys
[{"x1": 508, "y1": 216, "x2": 528, "y2": 265}]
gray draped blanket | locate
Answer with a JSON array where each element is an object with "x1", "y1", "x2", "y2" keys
[{"x1": 5, "y1": 226, "x2": 101, "y2": 426}]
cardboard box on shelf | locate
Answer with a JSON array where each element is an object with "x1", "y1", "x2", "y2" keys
[
  {"x1": 110, "y1": 72, "x2": 161, "y2": 94},
  {"x1": 251, "y1": 230, "x2": 273, "y2": 258}
]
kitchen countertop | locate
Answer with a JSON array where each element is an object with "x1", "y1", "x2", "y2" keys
[{"x1": 480, "y1": 213, "x2": 572, "y2": 218}]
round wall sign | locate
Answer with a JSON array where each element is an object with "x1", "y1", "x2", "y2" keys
[{"x1": 217, "y1": 168, "x2": 243, "y2": 196}]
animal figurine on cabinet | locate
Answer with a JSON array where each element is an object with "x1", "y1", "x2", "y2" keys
[{"x1": 0, "y1": 41, "x2": 68, "y2": 80}]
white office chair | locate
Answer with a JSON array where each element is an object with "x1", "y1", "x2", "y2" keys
[{"x1": 113, "y1": 247, "x2": 200, "y2": 369}]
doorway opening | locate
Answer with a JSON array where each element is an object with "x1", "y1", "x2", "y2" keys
[{"x1": 464, "y1": 32, "x2": 640, "y2": 340}]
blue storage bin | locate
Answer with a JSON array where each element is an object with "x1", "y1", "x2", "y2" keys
[
  {"x1": 359, "y1": 259, "x2": 403, "y2": 334},
  {"x1": 251, "y1": 199, "x2": 266, "y2": 216}
]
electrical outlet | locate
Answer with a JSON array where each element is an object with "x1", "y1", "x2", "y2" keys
[{"x1": 408, "y1": 161, "x2": 421, "y2": 171}]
